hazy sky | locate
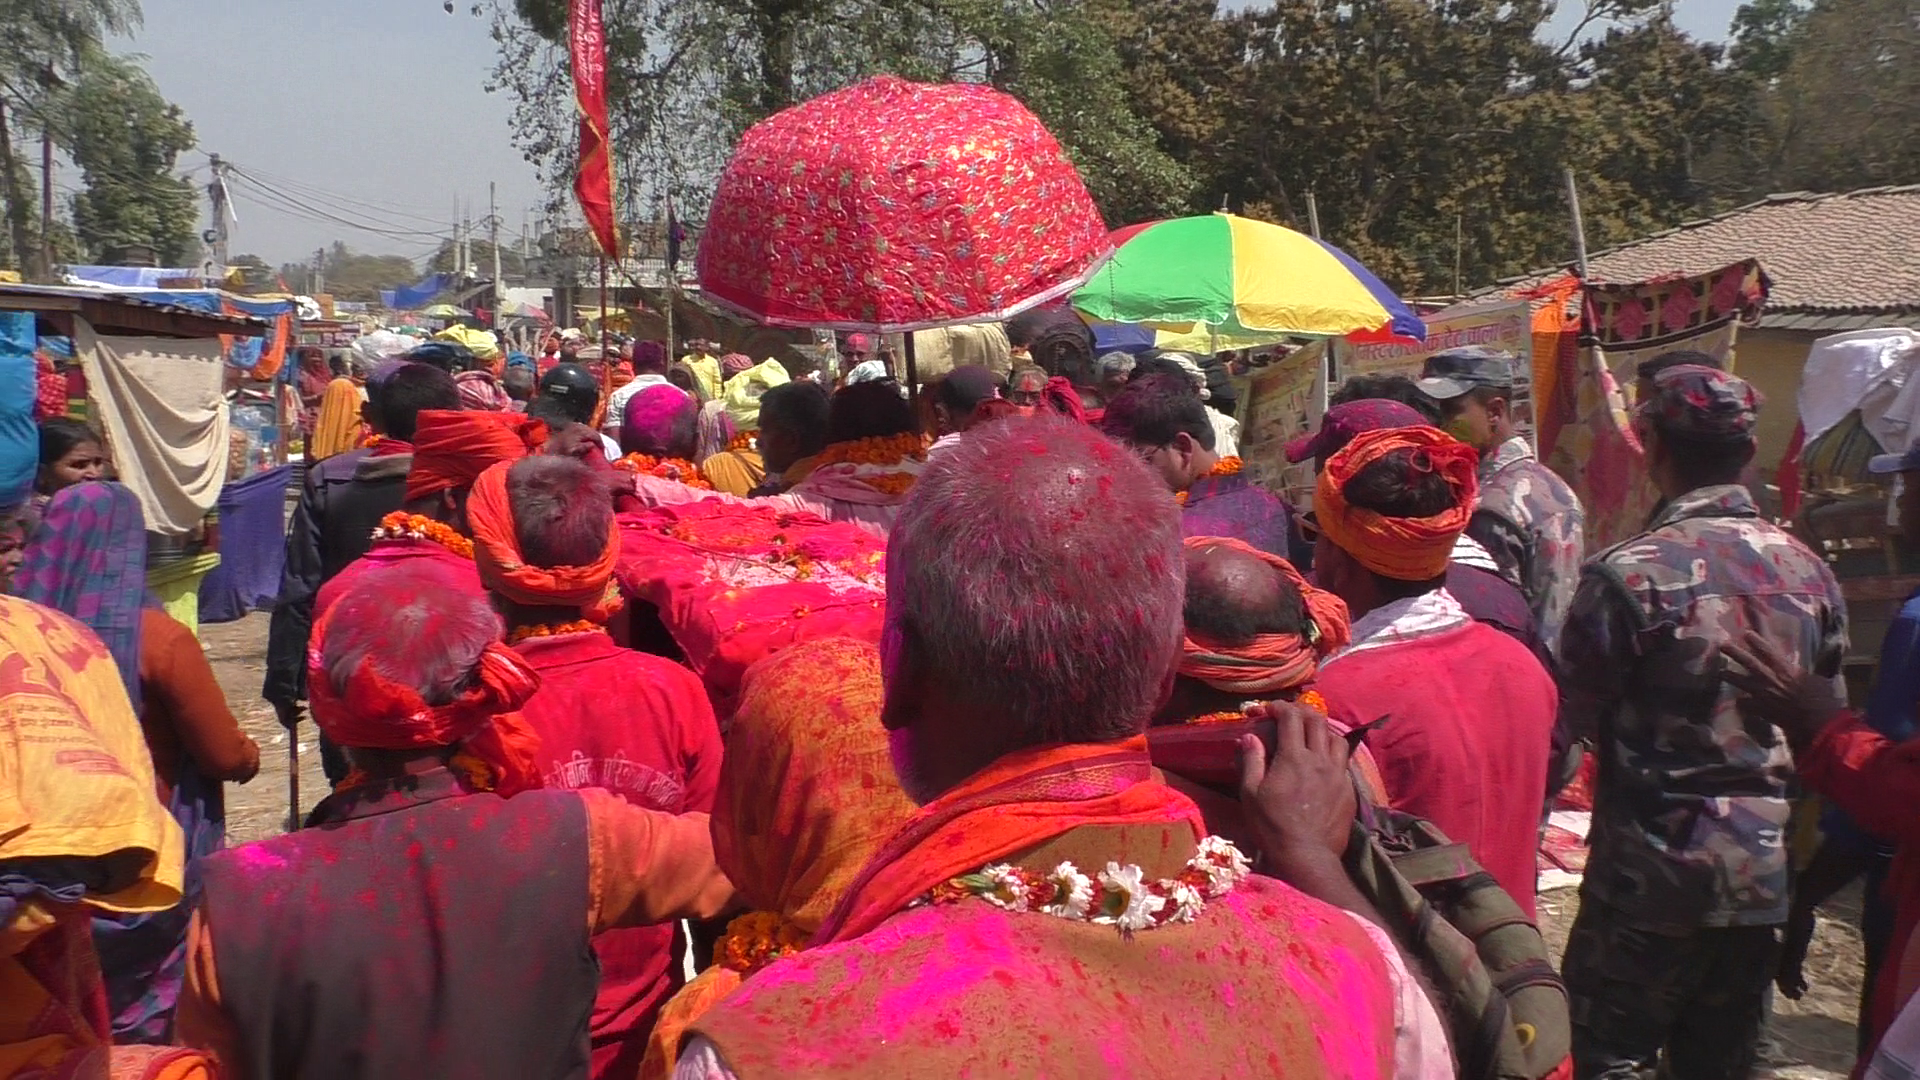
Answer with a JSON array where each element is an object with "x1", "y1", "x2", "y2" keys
[{"x1": 108, "y1": 0, "x2": 1745, "y2": 268}]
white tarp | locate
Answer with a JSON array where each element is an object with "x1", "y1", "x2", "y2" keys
[
  {"x1": 76, "y1": 319, "x2": 230, "y2": 535},
  {"x1": 1797, "y1": 327, "x2": 1920, "y2": 451}
]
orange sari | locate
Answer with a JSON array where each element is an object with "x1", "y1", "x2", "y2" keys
[
  {"x1": 307, "y1": 377, "x2": 365, "y2": 460},
  {"x1": 639, "y1": 639, "x2": 915, "y2": 1079}
]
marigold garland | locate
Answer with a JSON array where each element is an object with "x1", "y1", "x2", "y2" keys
[
  {"x1": 809, "y1": 431, "x2": 928, "y2": 470},
  {"x1": 854, "y1": 472, "x2": 918, "y2": 496},
  {"x1": 371, "y1": 511, "x2": 474, "y2": 559},
  {"x1": 507, "y1": 619, "x2": 601, "y2": 644},
  {"x1": 1186, "y1": 688, "x2": 1327, "y2": 726},
  {"x1": 925, "y1": 835, "x2": 1251, "y2": 935},
  {"x1": 727, "y1": 432, "x2": 757, "y2": 453},
  {"x1": 1175, "y1": 456, "x2": 1244, "y2": 506},
  {"x1": 612, "y1": 453, "x2": 714, "y2": 490},
  {"x1": 715, "y1": 911, "x2": 811, "y2": 975}
]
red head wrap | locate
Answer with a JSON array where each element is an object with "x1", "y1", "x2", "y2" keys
[
  {"x1": 1316, "y1": 426, "x2": 1479, "y2": 582},
  {"x1": 306, "y1": 568, "x2": 545, "y2": 795},
  {"x1": 1179, "y1": 536, "x2": 1349, "y2": 695},
  {"x1": 465, "y1": 461, "x2": 626, "y2": 622},
  {"x1": 405, "y1": 410, "x2": 548, "y2": 502}
]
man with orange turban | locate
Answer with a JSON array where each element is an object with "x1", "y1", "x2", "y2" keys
[
  {"x1": 1309, "y1": 425, "x2": 1558, "y2": 919},
  {"x1": 312, "y1": 408, "x2": 546, "y2": 629},
  {"x1": 174, "y1": 563, "x2": 734, "y2": 1079},
  {"x1": 1157, "y1": 535, "x2": 1348, "y2": 724},
  {"x1": 466, "y1": 455, "x2": 725, "y2": 1077}
]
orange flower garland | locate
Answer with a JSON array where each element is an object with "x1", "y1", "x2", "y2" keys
[
  {"x1": 613, "y1": 453, "x2": 715, "y2": 490},
  {"x1": 508, "y1": 619, "x2": 601, "y2": 644},
  {"x1": 372, "y1": 511, "x2": 474, "y2": 559},
  {"x1": 716, "y1": 911, "x2": 811, "y2": 976},
  {"x1": 1185, "y1": 688, "x2": 1327, "y2": 726},
  {"x1": 1175, "y1": 456, "x2": 1244, "y2": 506},
  {"x1": 809, "y1": 431, "x2": 928, "y2": 470},
  {"x1": 727, "y1": 432, "x2": 756, "y2": 453}
]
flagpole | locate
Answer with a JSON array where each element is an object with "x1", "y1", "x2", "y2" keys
[{"x1": 598, "y1": 254, "x2": 611, "y2": 398}]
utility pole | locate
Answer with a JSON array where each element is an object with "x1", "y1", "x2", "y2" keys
[
  {"x1": 313, "y1": 247, "x2": 326, "y2": 297},
  {"x1": 459, "y1": 213, "x2": 472, "y2": 282},
  {"x1": 1563, "y1": 166, "x2": 1590, "y2": 279},
  {"x1": 489, "y1": 181, "x2": 502, "y2": 305},
  {"x1": 206, "y1": 153, "x2": 230, "y2": 279}
]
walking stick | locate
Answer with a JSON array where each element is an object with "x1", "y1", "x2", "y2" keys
[{"x1": 287, "y1": 724, "x2": 301, "y2": 830}]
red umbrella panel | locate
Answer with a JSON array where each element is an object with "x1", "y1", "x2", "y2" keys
[{"x1": 696, "y1": 76, "x2": 1114, "y2": 333}]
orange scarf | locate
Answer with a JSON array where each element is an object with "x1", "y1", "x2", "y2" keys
[
  {"x1": 307, "y1": 584, "x2": 545, "y2": 795},
  {"x1": 405, "y1": 409, "x2": 547, "y2": 502},
  {"x1": 465, "y1": 461, "x2": 626, "y2": 622},
  {"x1": 814, "y1": 736, "x2": 1203, "y2": 945},
  {"x1": 1316, "y1": 425, "x2": 1479, "y2": 582},
  {"x1": 1178, "y1": 535, "x2": 1349, "y2": 695}
]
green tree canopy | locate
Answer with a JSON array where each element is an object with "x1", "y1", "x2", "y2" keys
[{"x1": 56, "y1": 52, "x2": 199, "y2": 265}]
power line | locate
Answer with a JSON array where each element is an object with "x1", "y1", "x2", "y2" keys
[
  {"x1": 226, "y1": 171, "x2": 451, "y2": 243},
  {"x1": 225, "y1": 164, "x2": 451, "y2": 229}
]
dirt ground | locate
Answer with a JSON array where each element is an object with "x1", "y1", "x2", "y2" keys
[{"x1": 199, "y1": 611, "x2": 1869, "y2": 1073}]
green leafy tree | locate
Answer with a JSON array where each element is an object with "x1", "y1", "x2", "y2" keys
[
  {"x1": 489, "y1": 0, "x2": 1194, "y2": 230},
  {"x1": 284, "y1": 242, "x2": 422, "y2": 303},
  {"x1": 1729, "y1": 0, "x2": 1809, "y2": 81},
  {"x1": 0, "y1": 0, "x2": 142, "y2": 276},
  {"x1": 425, "y1": 238, "x2": 526, "y2": 280},
  {"x1": 55, "y1": 52, "x2": 199, "y2": 264}
]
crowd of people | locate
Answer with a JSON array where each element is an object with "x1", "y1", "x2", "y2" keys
[{"x1": 5, "y1": 303, "x2": 1919, "y2": 1080}]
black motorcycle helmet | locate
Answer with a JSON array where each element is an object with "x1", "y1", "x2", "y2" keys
[
  {"x1": 406, "y1": 341, "x2": 475, "y2": 374},
  {"x1": 536, "y1": 362, "x2": 602, "y2": 425}
]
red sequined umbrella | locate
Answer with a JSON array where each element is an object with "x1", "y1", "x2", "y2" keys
[{"x1": 696, "y1": 76, "x2": 1113, "y2": 333}]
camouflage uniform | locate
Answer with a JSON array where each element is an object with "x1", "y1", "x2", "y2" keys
[
  {"x1": 1556, "y1": 366, "x2": 1849, "y2": 1080},
  {"x1": 1416, "y1": 346, "x2": 1587, "y2": 654},
  {"x1": 1469, "y1": 435, "x2": 1586, "y2": 656}
]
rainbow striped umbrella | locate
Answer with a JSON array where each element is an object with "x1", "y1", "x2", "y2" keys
[{"x1": 1072, "y1": 213, "x2": 1426, "y2": 342}]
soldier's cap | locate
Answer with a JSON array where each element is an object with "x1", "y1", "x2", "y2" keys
[
  {"x1": 1285, "y1": 399, "x2": 1431, "y2": 463},
  {"x1": 1868, "y1": 442, "x2": 1920, "y2": 475},
  {"x1": 1415, "y1": 347, "x2": 1517, "y2": 401},
  {"x1": 1639, "y1": 364, "x2": 1761, "y2": 442}
]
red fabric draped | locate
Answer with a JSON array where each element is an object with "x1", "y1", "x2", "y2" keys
[
  {"x1": 1179, "y1": 535, "x2": 1349, "y2": 695},
  {"x1": 466, "y1": 461, "x2": 626, "y2": 622},
  {"x1": 814, "y1": 736, "x2": 1205, "y2": 945},
  {"x1": 1317, "y1": 426, "x2": 1479, "y2": 581},
  {"x1": 404, "y1": 410, "x2": 546, "y2": 502}
]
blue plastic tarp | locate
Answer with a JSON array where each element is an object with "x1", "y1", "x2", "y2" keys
[
  {"x1": 66, "y1": 265, "x2": 200, "y2": 288},
  {"x1": 381, "y1": 273, "x2": 454, "y2": 310},
  {"x1": 0, "y1": 312, "x2": 35, "y2": 509}
]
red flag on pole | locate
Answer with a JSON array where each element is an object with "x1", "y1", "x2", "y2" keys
[{"x1": 569, "y1": 0, "x2": 618, "y2": 259}]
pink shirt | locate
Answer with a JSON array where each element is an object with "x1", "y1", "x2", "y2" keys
[{"x1": 1318, "y1": 591, "x2": 1557, "y2": 919}]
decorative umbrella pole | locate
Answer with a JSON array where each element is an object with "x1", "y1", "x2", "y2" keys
[{"x1": 697, "y1": 76, "x2": 1115, "y2": 402}]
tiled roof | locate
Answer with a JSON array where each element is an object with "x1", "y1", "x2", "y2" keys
[{"x1": 1489, "y1": 186, "x2": 1920, "y2": 324}]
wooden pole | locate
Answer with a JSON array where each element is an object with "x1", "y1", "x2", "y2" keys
[
  {"x1": 903, "y1": 330, "x2": 920, "y2": 416},
  {"x1": 1305, "y1": 190, "x2": 1322, "y2": 240},
  {"x1": 598, "y1": 255, "x2": 611, "y2": 397},
  {"x1": 1562, "y1": 166, "x2": 1590, "y2": 278}
]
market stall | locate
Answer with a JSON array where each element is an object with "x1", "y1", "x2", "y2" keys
[{"x1": 0, "y1": 283, "x2": 268, "y2": 634}]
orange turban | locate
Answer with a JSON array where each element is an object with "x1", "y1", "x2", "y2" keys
[
  {"x1": 1316, "y1": 425, "x2": 1479, "y2": 582},
  {"x1": 465, "y1": 460, "x2": 625, "y2": 622},
  {"x1": 405, "y1": 410, "x2": 548, "y2": 502},
  {"x1": 306, "y1": 563, "x2": 545, "y2": 795},
  {"x1": 1179, "y1": 536, "x2": 1349, "y2": 695}
]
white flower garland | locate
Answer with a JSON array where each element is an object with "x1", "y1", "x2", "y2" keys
[{"x1": 928, "y1": 835, "x2": 1250, "y2": 936}]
